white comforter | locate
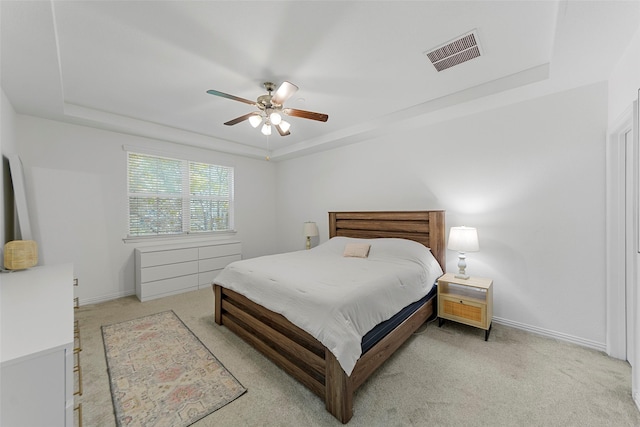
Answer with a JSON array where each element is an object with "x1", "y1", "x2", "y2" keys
[{"x1": 214, "y1": 236, "x2": 443, "y2": 375}]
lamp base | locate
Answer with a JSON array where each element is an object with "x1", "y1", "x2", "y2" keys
[{"x1": 455, "y1": 252, "x2": 469, "y2": 280}]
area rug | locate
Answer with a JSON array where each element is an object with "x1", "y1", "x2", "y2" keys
[{"x1": 102, "y1": 310, "x2": 246, "y2": 427}]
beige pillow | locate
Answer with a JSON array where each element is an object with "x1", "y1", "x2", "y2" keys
[{"x1": 343, "y1": 243, "x2": 371, "y2": 258}]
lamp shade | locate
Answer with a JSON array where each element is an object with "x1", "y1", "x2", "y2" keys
[
  {"x1": 279, "y1": 120, "x2": 291, "y2": 133},
  {"x1": 303, "y1": 221, "x2": 319, "y2": 237},
  {"x1": 248, "y1": 114, "x2": 263, "y2": 128},
  {"x1": 448, "y1": 226, "x2": 479, "y2": 252},
  {"x1": 269, "y1": 111, "x2": 282, "y2": 125}
]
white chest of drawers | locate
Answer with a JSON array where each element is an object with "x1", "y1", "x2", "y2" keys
[
  {"x1": 135, "y1": 240, "x2": 241, "y2": 302},
  {"x1": 1, "y1": 263, "x2": 74, "y2": 427}
]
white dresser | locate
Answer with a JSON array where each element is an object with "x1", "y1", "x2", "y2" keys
[
  {"x1": 135, "y1": 240, "x2": 241, "y2": 302},
  {"x1": 1, "y1": 263, "x2": 74, "y2": 427}
]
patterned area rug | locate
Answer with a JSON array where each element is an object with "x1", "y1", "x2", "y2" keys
[{"x1": 102, "y1": 310, "x2": 246, "y2": 426}]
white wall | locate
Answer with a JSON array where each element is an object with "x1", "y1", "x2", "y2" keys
[
  {"x1": 608, "y1": 26, "x2": 640, "y2": 125},
  {"x1": 276, "y1": 82, "x2": 608, "y2": 348},
  {"x1": 13, "y1": 115, "x2": 278, "y2": 304}
]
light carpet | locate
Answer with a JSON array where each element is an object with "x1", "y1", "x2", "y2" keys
[
  {"x1": 76, "y1": 289, "x2": 640, "y2": 426},
  {"x1": 102, "y1": 310, "x2": 246, "y2": 427}
]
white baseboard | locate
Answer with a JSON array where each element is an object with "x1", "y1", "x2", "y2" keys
[
  {"x1": 492, "y1": 316, "x2": 606, "y2": 353},
  {"x1": 79, "y1": 290, "x2": 136, "y2": 306}
]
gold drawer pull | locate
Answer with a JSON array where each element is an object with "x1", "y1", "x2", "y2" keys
[
  {"x1": 74, "y1": 362, "x2": 83, "y2": 396},
  {"x1": 74, "y1": 402, "x2": 83, "y2": 427},
  {"x1": 74, "y1": 350, "x2": 83, "y2": 396},
  {"x1": 74, "y1": 320, "x2": 82, "y2": 352}
]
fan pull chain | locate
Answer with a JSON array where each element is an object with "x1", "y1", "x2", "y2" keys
[{"x1": 266, "y1": 135, "x2": 271, "y2": 161}]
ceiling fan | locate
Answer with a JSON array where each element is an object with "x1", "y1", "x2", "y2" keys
[{"x1": 206, "y1": 81, "x2": 328, "y2": 136}]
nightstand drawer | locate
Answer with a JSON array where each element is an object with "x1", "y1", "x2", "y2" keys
[{"x1": 440, "y1": 295, "x2": 486, "y2": 328}]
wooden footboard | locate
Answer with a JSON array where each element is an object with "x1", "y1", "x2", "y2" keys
[
  {"x1": 214, "y1": 284, "x2": 434, "y2": 423},
  {"x1": 214, "y1": 285, "x2": 326, "y2": 397}
]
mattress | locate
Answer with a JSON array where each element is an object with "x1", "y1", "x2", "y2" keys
[{"x1": 361, "y1": 283, "x2": 437, "y2": 354}]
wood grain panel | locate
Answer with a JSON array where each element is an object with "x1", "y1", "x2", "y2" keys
[
  {"x1": 220, "y1": 286, "x2": 324, "y2": 357},
  {"x1": 331, "y1": 211, "x2": 432, "y2": 221},
  {"x1": 334, "y1": 219, "x2": 430, "y2": 233},
  {"x1": 222, "y1": 300, "x2": 325, "y2": 378},
  {"x1": 222, "y1": 314, "x2": 325, "y2": 397},
  {"x1": 325, "y1": 351, "x2": 353, "y2": 423}
]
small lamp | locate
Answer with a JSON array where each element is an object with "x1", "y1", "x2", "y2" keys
[
  {"x1": 448, "y1": 226, "x2": 479, "y2": 279},
  {"x1": 303, "y1": 221, "x2": 319, "y2": 250}
]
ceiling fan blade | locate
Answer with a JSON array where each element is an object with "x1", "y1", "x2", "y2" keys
[
  {"x1": 271, "y1": 81, "x2": 298, "y2": 105},
  {"x1": 275, "y1": 124, "x2": 291, "y2": 136},
  {"x1": 224, "y1": 112, "x2": 258, "y2": 126},
  {"x1": 283, "y1": 108, "x2": 328, "y2": 122},
  {"x1": 206, "y1": 89, "x2": 256, "y2": 106}
]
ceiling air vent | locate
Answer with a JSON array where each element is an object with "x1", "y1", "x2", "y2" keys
[{"x1": 424, "y1": 30, "x2": 481, "y2": 72}]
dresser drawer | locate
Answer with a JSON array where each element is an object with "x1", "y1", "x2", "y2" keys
[
  {"x1": 199, "y1": 269, "x2": 223, "y2": 287},
  {"x1": 139, "y1": 248, "x2": 198, "y2": 268},
  {"x1": 140, "y1": 261, "x2": 198, "y2": 283},
  {"x1": 199, "y1": 243, "x2": 241, "y2": 259},
  {"x1": 139, "y1": 274, "x2": 199, "y2": 299},
  {"x1": 199, "y1": 254, "x2": 241, "y2": 273},
  {"x1": 439, "y1": 295, "x2": 486, "y2": 329}
]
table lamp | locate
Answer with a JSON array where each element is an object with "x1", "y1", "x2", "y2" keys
[
  {"x1": 303, "y1": 221, "x2": 319, "y2": 250},
  {"x1": 447, "y1": 226, "x2": 479, "y2": 279}
]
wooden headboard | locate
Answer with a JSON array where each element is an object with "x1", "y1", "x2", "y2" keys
[{"x1": 328, "y1": 210, "x2": 446, "y2": 271}]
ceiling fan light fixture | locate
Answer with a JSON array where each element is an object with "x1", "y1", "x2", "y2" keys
[
  {"x1": 207, "y1": 80, "x2": 328, "y2": 138},
  {"x1": 248, "y1": 114, "x2": 263, "y2": 128},
  {"x1": 279, "y1": 120, "x2": 291, "y2": 133},
  {"x1": 270, "y1": 111, "x2": 282, "y2": 125}
]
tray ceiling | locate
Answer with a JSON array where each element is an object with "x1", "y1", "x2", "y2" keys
[{"x1": 2, "y1": 1, "x2": 639, "y2": 160}]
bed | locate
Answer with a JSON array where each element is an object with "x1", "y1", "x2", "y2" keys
[{"x1": 213, "y1": 210, "x2": 445, "y2": 423}]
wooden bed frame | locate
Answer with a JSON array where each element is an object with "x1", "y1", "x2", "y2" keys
[{"x1": 213, "y1": 210, "x2": 445, "y2": 423}]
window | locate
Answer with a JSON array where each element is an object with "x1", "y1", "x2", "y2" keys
[{"x1": 127, "y1": 152, "x2": 234, "y2": 237}]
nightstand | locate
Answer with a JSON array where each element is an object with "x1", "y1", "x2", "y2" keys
[{"x1": 437, "y1": 273, "x2": 493, "y2": 341}]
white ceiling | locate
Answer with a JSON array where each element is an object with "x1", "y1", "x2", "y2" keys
[{"x1": 2, "y1": 1, "x2": 639, "y2": 160}]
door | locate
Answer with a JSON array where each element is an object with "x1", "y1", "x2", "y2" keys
[{"x1": 606, "y1": 105, "x2": 635, "y2": 362}]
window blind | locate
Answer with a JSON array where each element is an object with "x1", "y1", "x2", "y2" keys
[
  {"x1": 189, "y1": 161, "x2": 233, "y2": 232},
  {"x1": 127, "y1": 152, "x2": 234, "y2": 236}
]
